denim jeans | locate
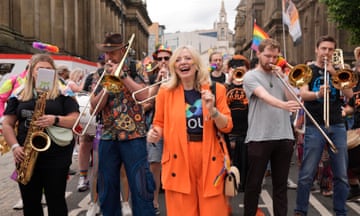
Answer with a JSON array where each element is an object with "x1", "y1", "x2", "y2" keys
[
  {"x1": 295, "y1": 124, "x2": 349, "y2": 215},
  {"x1": 98, "y1": 138, "x2": 155, "y2": 216}
]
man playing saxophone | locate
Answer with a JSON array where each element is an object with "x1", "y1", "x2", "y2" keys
[{"x1": 2, "y1": 53, "x2": 79, "y2": 216}]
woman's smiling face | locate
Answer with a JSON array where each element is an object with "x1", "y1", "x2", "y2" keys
[{"x1": 174, "y1": 48, "x2": 196, "y2": 80}]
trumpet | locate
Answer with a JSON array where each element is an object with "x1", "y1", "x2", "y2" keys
[
  {"x1": 72, "y1": 34, "x2": 135, "y2": 136},
  {"x1": 271, "y1": 59, "x2": 338, "y2": 153},
  {"x1": 232, "y1": 68, "x2": 245, "y2": 82}
]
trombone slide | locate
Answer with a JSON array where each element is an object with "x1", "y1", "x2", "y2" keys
[{"x1": 273, "y1": 69, "x2": 338, "y2": 153}]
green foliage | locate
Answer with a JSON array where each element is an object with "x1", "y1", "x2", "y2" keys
[{"x1": 320, "y1": 0, "x2": 360, "y2": 44}]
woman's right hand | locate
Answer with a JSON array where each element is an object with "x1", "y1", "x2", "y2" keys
[
  {"x1": 147, "y1": 126, "x2": 161, "y2": 144},
  {"x1": 13, "y1": 146, "x2": 25, "y2": 164}
]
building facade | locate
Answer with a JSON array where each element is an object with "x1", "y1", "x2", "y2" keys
[
  {"x1": 0, "y1": 0, "x2": 152, "y2": 62},
  {"x1": 234, "y1": 0, "x2": 357, "y2": 65}
]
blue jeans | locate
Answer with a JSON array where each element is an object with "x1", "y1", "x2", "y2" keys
[
  {"x1": 295, "y1": 124, "x2": 349, "y2": 215},
  {"x1": 98, "y1": 138, "x2": 155, "y2": 216}
]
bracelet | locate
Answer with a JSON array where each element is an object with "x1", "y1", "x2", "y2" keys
[
  {"x1": 211, "y1": 108, "x2": 219, "y2": 118},
  {"x1": 11, "y1": 143, "x2": 20, "y2": 152},
  {"x1": 315, "y1": 91, "x2": 320, "y2": 99}
]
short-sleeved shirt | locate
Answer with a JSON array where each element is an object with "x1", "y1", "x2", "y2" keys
[
  {"x1": 304, "y1": 64, "x2": 344, "y2": 125},
  {"x1": 226, "y1": 83, "x2": 248, "y2": 136},
  {"x1": 243, "y1": 68, "x2": 294, "y2": 143},
  {"x1": 4, "y1": 93, "x2": 79, "y2": 168},
  {"x1": 97, "y1": 77, "x2": 147, "y2": 141}
]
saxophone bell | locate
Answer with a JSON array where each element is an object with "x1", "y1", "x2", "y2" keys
[{"x1": 30, "y1": 131, "x2": 51, "y2": 152}]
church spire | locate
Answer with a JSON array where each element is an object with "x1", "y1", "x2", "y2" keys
[{"x1": 219, "y1": 0, "x2": 227, "y2": 23}]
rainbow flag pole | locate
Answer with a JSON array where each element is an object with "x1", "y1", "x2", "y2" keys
[{"x1": 251, "y1": 21, "x2": 269, "y2": 52}]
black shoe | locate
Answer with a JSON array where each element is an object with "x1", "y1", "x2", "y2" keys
[
  {"x1": 347, "y1": 187, "x2": 360, "y2": 201},
  {"x1": 68, "y1": 169, "x2": 76, "y2": 175}
]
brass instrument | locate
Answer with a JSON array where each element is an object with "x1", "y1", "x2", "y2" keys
[
  {"x1": 287, "y1": 64, "x2": 312, "y2": 87},
  {"x1": 72, "y1": 34, "x2": 135, "y2": 136},
  {"x1": 272, "y1": 61, "x2": 338, "y2": 153},
  {"x1": 132, "y1": 78, "x2": 169, "y2": 104},
  {"x1": 332, "y1": 48, "x2": 358, "y2": 90},
  {"x1": 232, "y1": 68, "x2": 245, "y2": 82},
  {"x1": 0, "y1": 136, "x2": 10, "y2": 155},
  {"x1": 17, "y1": 91, "x2": 51, "y2": 185},
  {"x1": 323, "y1": 56, "x2": 330, "y2": 128}
]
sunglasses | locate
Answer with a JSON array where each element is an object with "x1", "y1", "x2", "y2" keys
[{"x1": 156, "y1": 56, "x2": 170, "y2": 61}]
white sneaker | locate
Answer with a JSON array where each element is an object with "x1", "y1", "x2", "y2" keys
[
  {"x1": 287, "y1": 179, "x2": 298, "y2": 189},
  {"x1": 13, "y1": 199, "x2": 23, "y2": 210},
  {"x1": 77, "y1": 176, "x2": 90, "y2": 192},
  {"x1": 122, "y1": 201, "x2": 132, "y2": 216},
  {"x1": 86, "y1": 202, "x2": 101, "y2": 216}
]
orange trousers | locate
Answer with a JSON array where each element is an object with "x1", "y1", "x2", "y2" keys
[{"x1": 165, "y1": 141, "x2": 229, "y2": 216}]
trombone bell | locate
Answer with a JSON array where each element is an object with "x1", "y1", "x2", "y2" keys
[
  {"x1": 332, "y1": 68, "x2": 358, "y2": 89},
  {"x1": 288, "y1": 64, "x2": 313, "y2": 87}
]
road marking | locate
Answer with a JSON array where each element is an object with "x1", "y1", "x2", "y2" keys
[
  {"x1": 347, "y1": 201, "x2": 360, "y2": 214},
  {"x1": 238, "y1": 190, "x2": 274, "y2": 215},
  {"x1": 309, "y1": 194, "x2": 332, "y2": 215}
]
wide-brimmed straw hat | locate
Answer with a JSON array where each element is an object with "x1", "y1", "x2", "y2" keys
[{"x1": 96, "y1": 33, "x2": 126, "y2": 52}]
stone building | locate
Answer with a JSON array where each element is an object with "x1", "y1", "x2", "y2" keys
[
  {"x1": 234, "y1": 0, "x2": 357, "y2": 65},
  {"x1": 0, "y1": 0, "x2": 152, "y2": 61}
]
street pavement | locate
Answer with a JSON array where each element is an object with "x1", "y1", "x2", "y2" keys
[{"x1": 1, "y1": 148, "x2": 360, "y2": 216}]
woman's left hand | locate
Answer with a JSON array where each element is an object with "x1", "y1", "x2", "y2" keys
[{"x1": 35, "y1": 115, "x2": 56, "y2": 128}]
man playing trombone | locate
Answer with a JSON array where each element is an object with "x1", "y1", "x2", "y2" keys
[
  {"x1": 91, "y1": 33, "x2": 156, "y2": 216},
  {"x1": 295, "y1": 35, "x2": 353, "y2": 216},
  {"x1": 243, "y1": 38, "x2": 301, "y2": 216}
]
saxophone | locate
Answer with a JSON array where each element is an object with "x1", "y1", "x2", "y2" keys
[{"x1": 17, "y1": 91, "x2": 51, "y2": 185}]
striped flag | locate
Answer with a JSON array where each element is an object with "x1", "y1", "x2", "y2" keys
[
  {"x1": 282, "y1": 0, "x2": 302, "y2": 44},
  {"x1": 251, "y1": 22, "x2": 269, "y2": 52}
]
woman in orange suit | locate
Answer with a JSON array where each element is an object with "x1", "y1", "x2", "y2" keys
[{"x1": 147, "y1": 45, "x2": 233, "y2": 216}]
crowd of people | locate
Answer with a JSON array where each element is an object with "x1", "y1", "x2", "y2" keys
[{"x1": 0, "y1": 33, "x2": 359, "y2": 216}]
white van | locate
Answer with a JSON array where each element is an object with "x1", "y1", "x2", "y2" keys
[{"x1": 0, "y1": 54, "x2": 97, "y2": 85}]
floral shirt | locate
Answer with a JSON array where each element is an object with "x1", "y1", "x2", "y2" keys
[{"x1": 100, "y1": 82, "x2": 147, "y2": 141}]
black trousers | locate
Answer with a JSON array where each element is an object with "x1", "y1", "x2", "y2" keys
[
  {"x1": 19, "y1": 166, "x2": 69, "y2": 216},
  {"x1": 244, "y1": 139, "x2": 294, "y2": 216},
  {"x1": 227, "y1": 134, "x2": 248, "y2": 192}
]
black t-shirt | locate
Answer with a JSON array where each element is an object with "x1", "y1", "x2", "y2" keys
[
  {"x1": 4, "y1": 94, "x2": 79, "y2": 168},
  {"x1": 226, "y1": 83, "x2": 248, "y2": 136},
  {"x1": 184, "y1": 89, "x2": 203, "y2": 134},
  {"x1": 304, "y1": 64, "x2": 344, "y2": 125},
  {"x1": 210, "y1": 73, "x2": 226, "y2": 84}
]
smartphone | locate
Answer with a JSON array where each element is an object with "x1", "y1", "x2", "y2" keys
[{"x1": 36, "y1": 68, "x2": 55, "y2": 91}]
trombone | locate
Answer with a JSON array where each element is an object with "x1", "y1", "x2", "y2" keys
[
  {"x1": 272, "y1": 60, "x2": 338, "y2": 153},
  {"x1": 72, "y1": 34, "x2": 135, "y2": 136},
  {"x1": 132, "y1": 64, "x2": 170, "y2": 104}
]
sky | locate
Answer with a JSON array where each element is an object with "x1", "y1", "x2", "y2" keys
[{"x1": 146, "y1": 0, "x2": 239, "y2": 33}]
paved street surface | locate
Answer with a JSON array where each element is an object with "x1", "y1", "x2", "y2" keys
[{"x1": 1, "y1": 148, "x2": 359, "y2": 216}]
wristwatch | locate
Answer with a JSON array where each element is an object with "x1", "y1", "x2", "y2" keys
[{"x1": 54, "y1": 116, "x2": 59, "y2": 126}]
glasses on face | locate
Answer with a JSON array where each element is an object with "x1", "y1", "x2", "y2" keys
[{"x1": 156, "y1": 56, "x2": 170, "y2": 61}]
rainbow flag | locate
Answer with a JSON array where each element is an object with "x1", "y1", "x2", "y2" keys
[{"x1": 251, "y1": 22, "x2": 269, "y2": 51}]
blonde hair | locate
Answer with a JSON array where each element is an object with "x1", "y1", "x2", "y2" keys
[
  {"x1": 69, "y1": 68, "x2": 85, "y2": 82},
  {"x1": 20, "y1": 54, "x2": 60, "y2": 101},
  {"x1": 164, "y1": 45, "x2": 211, "y2": 91}
]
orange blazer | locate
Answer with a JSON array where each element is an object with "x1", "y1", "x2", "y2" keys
[{"x1": 152, "y1": 82, "x2": 233, "y2": 197}]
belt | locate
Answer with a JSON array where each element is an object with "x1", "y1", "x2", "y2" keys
[{"x1": 188, "y1": 133, "x2": 203, "y2": 142}]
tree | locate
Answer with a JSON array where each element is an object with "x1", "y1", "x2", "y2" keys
[{"x1": 320, "y1": 0, "x2": 360, "y2": 44}]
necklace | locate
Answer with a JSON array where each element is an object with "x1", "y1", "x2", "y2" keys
[{"x1": 267, "y1": 73, "x2": 273, "y2": 88}]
